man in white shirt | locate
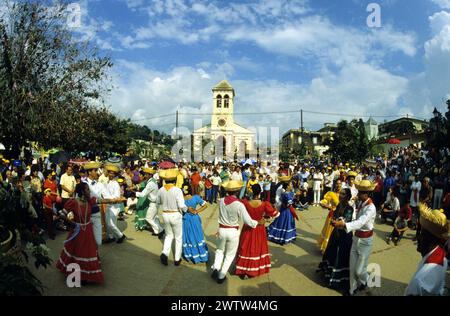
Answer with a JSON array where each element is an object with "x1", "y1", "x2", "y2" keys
[
  {"x1": 60, "y1": 165, "x2": 76, "y2": 205},
  {"x1": 103, "y1": 164, "x2": 126, "y2": 244},
  {"x1": 212, "y1": 180, "x2": 263, "y2": 284},
  {"x1": 136, "y1": 168, "x2": 164, "y2": 238},
  {"x1": 405, "y1": 204, "x2": 449, "y2": 296},
  {"x1": 231, "y1": 166, "x2": 243, "y2": 182},
  {"x1": 157, "y1": 169, "x2": 187, "y2": 266},
  {"x1": 334, "y1": 180, "x2": 376, "y2": 296},
  {"x1": 83, "y1": 162, "x2": 104, "y2": 246}
]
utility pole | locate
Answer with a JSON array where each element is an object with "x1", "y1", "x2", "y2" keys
[
  {"x1": 300, "y1": 108, "x2": 304, "y2": 144},
  {"x1": 176, "y1": 110, "x2": 179, "y2": 140}
]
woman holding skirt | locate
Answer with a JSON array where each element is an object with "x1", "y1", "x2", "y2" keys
[
  {"x1": 317, "y1": 188, "x2": 354, "y2": 292},
  {"x1": 235, "y1": 184, "x2": 279, "y2": 278},
  {"x1": 182, "y1": 186, "x2": 209, "y2": 264},
  {"x1": 268, "y1": 176, "x2": 298, "y2": 245}
]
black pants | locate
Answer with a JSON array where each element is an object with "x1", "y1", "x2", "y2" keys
[{"x1": 389, "y1": 229, "x2": 404, "y2": 241}]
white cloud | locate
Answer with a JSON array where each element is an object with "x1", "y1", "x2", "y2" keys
[
  {"x1": 108, "y1": 60, "x2": 408, "y2": 134},
  {"x1": 402, "y1": 10, "x2": 450, "y2": 115},
  {"x1": 431, "y1": 0, "x2": 450, "y2": 9}
]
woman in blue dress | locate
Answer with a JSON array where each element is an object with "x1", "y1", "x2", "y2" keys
[
  {"x1": 182, "y1": 186, "x2": 209, "y2": 264},
  {"x1": 268, "y1": 178, "x2": 297, "y2": 245}
]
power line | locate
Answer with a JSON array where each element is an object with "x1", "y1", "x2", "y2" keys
[{"x1": 128, "y1": 109, "x2": 428, "y2": 122}]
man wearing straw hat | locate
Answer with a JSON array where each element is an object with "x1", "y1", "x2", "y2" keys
[
  {"x1": 211, "y1": 180, "x2": 263, "y2": 284},
  {"x1": 83, "y1": 161, "x2": 104, "y2": 246},
  {"x1": 333, "y1": 179, "x2": 377, "y2": 296},
  {"x1": 157, "y1": 168, "x2": 187, "y2": 266},
  {"x1": 136, "y1": 167, "x2": 164, "y2": 239},
  {"x1": 103, "y1": 164, "x2": 127, "y2": 244},
  {"x1": 405, "y1": 204, "x2": 449, "y2": 296}
]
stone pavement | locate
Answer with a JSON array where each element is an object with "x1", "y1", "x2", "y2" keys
[{"x1": 28, "y1": 203, "x2": 449, "y2": 296}]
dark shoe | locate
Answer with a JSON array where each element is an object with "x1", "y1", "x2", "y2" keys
[
  {"x1": 104, "y1": 237, "x2": 116, "y2": 244},
  {"x1": 217, "y1": 276, "x2": 227, "y2": 284},
  {"x1": 157, "y1": 230, "x2": 165, "y2": 240},
  {"x1": 343, "y1": 290, "x2": 353, "y2": 296},
  {"x1": 116, "y1": 234, "x2": 126, "y2": 244},
  {"x1": 386, "y1": 238, "x2": 391, "y2": 245},
  {"x1": 174, "y1": 260, "x2": 182, "y2": 266},
  {"x1": 211, "y1": 269, "x2": 218, "y2": 280},
  {"x1": 160, "y1": 254, "x2": 168, "y2": 266},
  {"x1": 357, "y1": 283, "x2": 367, "y2": 292},
  {"x1": 238, "y1": 275, "x2": 246, "y2": 280},
  {"x1": 393, "y1": 240, "x2": 398, "y2": 246}
]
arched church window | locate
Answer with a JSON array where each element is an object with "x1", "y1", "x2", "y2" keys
[
  {"x1": 224, "y1": 95, "x2": 230, "y2": 108},
  {"x1": 217, "y1": 95, "x2": 222, "y2": 108}
]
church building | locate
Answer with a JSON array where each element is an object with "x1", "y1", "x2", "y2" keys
[{"x1": 193, "y1": 80, "x2": 255, "y2": 159}]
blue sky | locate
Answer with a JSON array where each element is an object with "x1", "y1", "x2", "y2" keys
[{"x1": 71, "y1": 0, "x2": 450, "y2": 134}]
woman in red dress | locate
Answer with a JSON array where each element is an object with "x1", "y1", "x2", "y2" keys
[
  {"x1": 235, "y1": 184, "x2": 280, "y2": 278},
  {"x1": 56, "y1": 182, "x2": 104, "y2": 284}
]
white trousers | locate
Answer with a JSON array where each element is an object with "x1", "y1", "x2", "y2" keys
[
  {"x1": 91, "y1": 212, "x2": 102, "y2": 246},
  {"x1": 106, "y1": 205, "x2": 124, "y2": 239},
  {"x1": 212, "y1": 228, "x2": 240, "y2": 279},
  {"x1": 433, "y1": 189, "x2": 443, "y2": 210},
  {"x1": 313, "y1": 189, "x2": 321, "y2": 204},
  {"x1": 161, "y1": 212, "x2": 183, "y2": 261},
  {"x1": 349, "y1": 236, "x2": 373, "y2": 294},
  {"x1": 146, "y1": 203, "x2": 163, "y2": 234}
]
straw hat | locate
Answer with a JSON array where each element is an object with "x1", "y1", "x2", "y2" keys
[
  {"x1": 355, "y1": 180, "x2": 376, "y2": 192},
  {"x1": 347, "y1": 171, "x2": 358, "y2": 178},
  {"x1": 84, "y1": 161, "x2": 102, "y2": 171},
  {"x1": 143, "y1": 167, "x2": 157, "y2": 175},
  {"x1": 419, "y1": 204, "x2": 449, "y2": 240},
  {"x1": 278, "y1": 175, "x2": 292, "y2": 183},
  {"x1": 104, "y1": 164, "x2": 120, "y2": 173},
  {"x1": 222, "y1": 180, "x2": 244, "y2": 192},
  {"x1": 159, "y1": 168, "x2": 179, "y2": 181}
]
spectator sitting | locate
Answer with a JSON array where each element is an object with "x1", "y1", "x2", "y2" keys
[
  {"x1": 380, "y1": 187, "x2": 400, "y2": 223},
  {"x1": 386, "y1": 211, "x2": 409, "y2": 246}
]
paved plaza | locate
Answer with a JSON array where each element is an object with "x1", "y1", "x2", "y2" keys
[{"x1": 29, "y1": 204, "x2": 449, "y2": 296}]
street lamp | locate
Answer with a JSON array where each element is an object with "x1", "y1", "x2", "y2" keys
[{"x1": 433, "y1": 107, "x2": 440, "y2": 119}]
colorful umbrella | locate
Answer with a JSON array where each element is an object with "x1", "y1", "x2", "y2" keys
[
  {"x1": 388, "y1": 138, "x2": 401, "y2": 145},
  {"x1": 159, "y1": 160, "x2": 176, "y2": 169}
]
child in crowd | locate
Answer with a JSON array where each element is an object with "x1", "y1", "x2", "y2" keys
[
  {"x1": 264, "y1": 175, "x2": 272, "y2": 202},
  {"x1": 125, "y1": 192, "x2": 137, "y2": 215},
  {"x1": 296, "y1": 182, "x2": 309, "y2": 211},
  {"x1": 386, "y1": 211, "x2": 409, "y2": 246},
  {"x1": 42, "y1": 188, "x2": 56, "y2": 240}
]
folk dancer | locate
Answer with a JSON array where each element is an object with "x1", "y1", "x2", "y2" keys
[
  {"x1": 158, "y1": 169, "x2": 187, "y2": 266},
  {"x1": 405, "y1": 203, "x2": 449, "y2": 296},
  {"x1": 135, "y1": 167, "x2": 165, "y2": 238},
  {"x1": 333, "y1": 180, "x2": 376, "y2": 296},
  {"x1": 83, "y1": 162, "x2": 104, "y2": 246},
  {"x1": 211, "y1": 180, "x2": 263, "y2": 284},
  {"x1": 103, "y1": 164, "x2": 127, "y2": 244}
]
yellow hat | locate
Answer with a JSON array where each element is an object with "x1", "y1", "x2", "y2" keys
[
  {"x1": 117, "y1": 178, "x2": 124, "y2": 184},
  {"x1": 159, "y1": 168, "x2": 179, "y2": 180},
  {"x1": 44, "y1": 188, "x2": 52, "y2": 194},
  {"x1": 278, "y1": 175, "x2": 292, "y2": 183},
  {"x1": 355, "y1": 180, "x2": 376, "y2": 192},
  {"x1": 104, "y1": 164, "x2": 120, "y2": 173},
  {"x1": 51, "y1": 172, "x2": 56, "y2": 176},
  {"x1": 321, "y1": 191, "x2": 339, "y2": 209},
  {"x1": 345, "y1": 163, "x2": 350, "y2": 166},
  {"x1": 143, "y1": 167, "x2": 157, "y2": 174},
  {"x1": 84, "y1": 161, "x2": 102, "y2": 171},
  {"x1": 222, "y1": 180, "x2": 244, "y2": 192},
  {"x1": 419, "y1": 204, "x2": 449, "y2": 240},
  {"x1": 347, "y1": 171, "x2": 358, "y2": 178}
]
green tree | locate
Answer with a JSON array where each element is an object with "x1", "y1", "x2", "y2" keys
[
  {"x1": 0, "y1": 1, "x2": 113, "y2": 156},
  {"x1": 326, "y1": 119, "x2": 370, "y2": 162}
]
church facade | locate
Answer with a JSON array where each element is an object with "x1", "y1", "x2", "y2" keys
[{"x1": 193, "y1": 80, "x2": 255, "y2": 159}]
